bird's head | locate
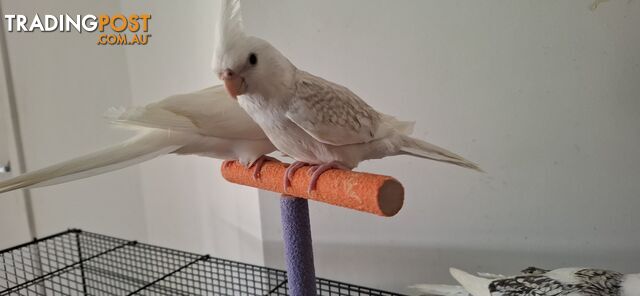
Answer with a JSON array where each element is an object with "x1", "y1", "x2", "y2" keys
[{"x1": 212, "y1": 0, "x2": 294, "y2": 100}]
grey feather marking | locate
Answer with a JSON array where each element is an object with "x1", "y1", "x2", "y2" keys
[{"x1": 287, "y1": 70, "x2": 386, "y2": 146}]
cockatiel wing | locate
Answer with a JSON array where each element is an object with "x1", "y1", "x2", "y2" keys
[
  {"x1": 287, "y1": 71, "x2": 409, "y2": 146},
  {"x1": 2, "y1": 85, "x2": 276, "y2": 194},
  {"x1": 109, "y1": 85, "x2": 267, "y2": 140}
]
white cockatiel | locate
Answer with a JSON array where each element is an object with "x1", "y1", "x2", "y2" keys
[
  {"x1": 212, "y1": 0, "x2": 481, "y2": 191},
  {"x1": 411, "y1": 267, "x2": 640, "y2": 296},
  {"x1": 0, "y1": 85, "x2": 276, "y2": 194}
]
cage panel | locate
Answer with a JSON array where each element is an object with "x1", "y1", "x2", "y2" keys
[{"x1": 0, "y1": 230, "x2": 405, "y2": 296}]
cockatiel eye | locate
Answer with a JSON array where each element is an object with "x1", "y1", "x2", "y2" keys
[{"x1": 249, "y1": 53, "x2": 258, "y2": 65}]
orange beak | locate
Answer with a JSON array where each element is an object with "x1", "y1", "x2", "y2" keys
[{"x1": 220, "y1": 69, "x2": 245, "y2": 99}]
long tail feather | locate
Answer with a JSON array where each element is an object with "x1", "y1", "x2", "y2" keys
[
  {"x1": 409, "y1": 284, "x2": 470, "y2": 296},
  {"x1": 0, "y1": 131, "x2": 181, "y2": 194},
  {"x1": 400, "y1": 136, "x2": 482, "y2": 172}
]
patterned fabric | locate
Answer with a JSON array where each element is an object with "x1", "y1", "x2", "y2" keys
[
  {"x1": 489, "y1": 269, "x2": 623, "y2": 296},
  {"x1": 490, "y1": 275, "x2": 568, "y2": 296}
]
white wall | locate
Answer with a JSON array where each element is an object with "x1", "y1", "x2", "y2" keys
[
  {"x1": 120, "y1": 0, "x2": 265, "y2": 265},
  {"x1": 2, "y1": 1, "x2": 639, "y2": 294},
  {"x1": 0, "y1": 26, "x2": 31, "y2": 249},
  {"x1": 244, "y1": 0, "x2": 640, "y2": 293},
  {"x1": 0, "y1": 0, "x2": 147, "y2": 241}
]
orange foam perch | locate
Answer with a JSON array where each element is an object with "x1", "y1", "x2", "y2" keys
[{"x1": 221, "y1": 160, "x2": 404, "y2": 217}]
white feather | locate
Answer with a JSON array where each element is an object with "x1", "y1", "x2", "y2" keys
[
  {"x1": 542, "y1": 267, "x2": 583, "y2": 285},
  {"x1": 622, "y1": 274, "x2": 640, "y2": 296},
  {"x1": 0, "y1": 131, "x2": 179, "y2": 193},
  {"x1": 109, "y1": 85, "x2": 266, "y2": 140},
  {"x1": 409, "y1": 284, "x2": 470, "y2": 296},
  {"x1": 476, "y1": 272, "x2": 505, "y2": 279},
  {"x1": 449, "y1": 268, "x2": 491, "y2": 296},
  {"x1": 400, "y1": 137, "x2": 482, "y2": 172},
  {"x1": 106, "y1": 106, "x2": 196, "y2": 132},
  {"x1": 0, "y1": 85, "x2": 275, "y2": 195},
  {"x1": 212, "y1": 0, "x2": 246, "y2": 71}
]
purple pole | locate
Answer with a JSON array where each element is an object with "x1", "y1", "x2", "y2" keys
[{"x1": 280, "y1": 195, "x2": 317, "y2": 296}]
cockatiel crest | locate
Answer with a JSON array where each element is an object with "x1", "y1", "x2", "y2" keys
[
  {"x1": 212, "y1": 0, "x2": 247, "y2": 74},
  {"x1": 212, "y1": 0, "x2": 296, "y2": 100}
]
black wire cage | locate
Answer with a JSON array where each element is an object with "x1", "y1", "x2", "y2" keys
[{"x1": 0, "y1": 229, "x2": 406, "y2": 296}]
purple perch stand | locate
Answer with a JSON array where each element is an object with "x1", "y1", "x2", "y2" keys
[{"x1": 280, "y1": 195, "x2": 317, "y2": 296}]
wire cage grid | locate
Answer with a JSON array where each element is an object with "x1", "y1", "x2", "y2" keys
[{"x1": 0, "y1": 229, "x2": 406, "y2": 296}]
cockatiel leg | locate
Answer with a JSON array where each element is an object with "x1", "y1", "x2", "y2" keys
[{"x1": 308, "y1": 161, "x2": 351, "y2": 193}]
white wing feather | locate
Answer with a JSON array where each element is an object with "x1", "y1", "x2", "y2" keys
[
  {"x1": 449, "y1": 268, "x2": 491, "y2": 296},
  {"x1": 108, "y1": 85, "x2": 267, "y2": 140},
  {"x1": 0, "y1": 131, "x2": 180, "y2": 193},
  {"x1": 1, "y1": 85, "x2": 275, "y2": 195}
]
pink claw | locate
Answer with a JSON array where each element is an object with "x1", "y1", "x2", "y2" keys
[
  {"x1": 283, "y1": 161, "x2": 308, "y2": 190},
  {"x1": 307, "y1": 165, "x2": 319, "y2": 176},
  {"x1": 307, "y1": 161, "x2": 351, "y2": 193},
  {"x1": 248, "y1": 155, "x2": 277, "y2": 180}
]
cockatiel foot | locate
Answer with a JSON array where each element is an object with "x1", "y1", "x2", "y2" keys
[
  {"x1": 248, "y1": 155, "x2": 278, "y2": 180},
  {"x1": 308, "y1": 161, "x2": 351, "y2": 193},
  {"x1": 306, "y1": 165, "x2": 320, "y2": 176},
  {"x1": 283, "y1": 161, "x2": 308, "y2": 189}
]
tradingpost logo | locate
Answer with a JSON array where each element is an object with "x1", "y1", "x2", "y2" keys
[{"x1": 3, "y1": 14, "x2": 152, "y2": 46}]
